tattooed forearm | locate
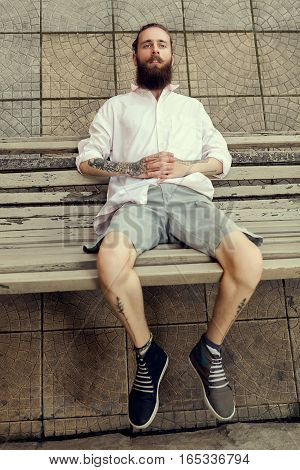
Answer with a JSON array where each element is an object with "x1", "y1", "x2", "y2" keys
[
  {"x1": 88, "y1": 158, "x2": 147, "y2": 177},
  {"x1": 115, "y1": 296, "x2": 136, "y2": 343}
]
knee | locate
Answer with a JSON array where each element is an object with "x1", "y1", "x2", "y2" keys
[
  {"x1": 228, "y1": 245, "x2": 264, "y2": 291},
  {"x1": 96, "y1": 232, "x2": 137, "y2": 287}
]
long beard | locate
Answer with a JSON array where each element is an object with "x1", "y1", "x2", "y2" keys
[{"x1": 135, "y1": 57, "x2": 173, "y2": 90}]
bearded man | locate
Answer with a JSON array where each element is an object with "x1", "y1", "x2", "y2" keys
[{"x1": 76, "y1": 23, "x2": 263, "y2": 429}]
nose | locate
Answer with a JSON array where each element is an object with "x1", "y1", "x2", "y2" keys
[{"x1": 152, "y1": 44, "x2": 160, "y2": 54}]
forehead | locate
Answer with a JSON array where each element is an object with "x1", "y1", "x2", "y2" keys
[{"x1": 138, "y1": 27, "x2": 171, "y2": 45}]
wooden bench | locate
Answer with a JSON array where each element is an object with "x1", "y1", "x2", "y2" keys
[{"x1": 0, "y1": 133, "x2": 300, "y2": 295}]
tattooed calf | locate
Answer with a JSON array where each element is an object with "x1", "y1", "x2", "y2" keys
[{"x1": 115, "y1": 296, "x2": 136, "y2": 343}]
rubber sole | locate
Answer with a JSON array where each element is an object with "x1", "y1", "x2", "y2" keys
[
  {"x1": 188, "y1": 356, "x2": 236, "y2": 422},
  {"x1": 129, "y1": 355, "x2": 169, "y2": 430}
]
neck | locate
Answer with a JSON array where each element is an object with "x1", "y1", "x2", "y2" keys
[{"x1": 151, "y1": 89, "x2": 163, "y2": 101}]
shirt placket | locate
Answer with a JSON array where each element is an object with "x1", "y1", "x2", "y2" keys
[{"x1": 155, "y1": 91, "x2": 168, "y2": 153}]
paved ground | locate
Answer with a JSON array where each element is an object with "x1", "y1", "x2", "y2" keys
[{"x1": 1, "y1": 422, "x2": 300, "y2": 450}]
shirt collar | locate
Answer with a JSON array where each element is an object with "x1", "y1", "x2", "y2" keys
[{"x1": 131, "y1": 83, "x2": 179, "y2": 93}]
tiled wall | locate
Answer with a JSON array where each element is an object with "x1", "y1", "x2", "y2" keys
[{"x1": 0, "y1": 0, "x2": 299, "y2": 137}]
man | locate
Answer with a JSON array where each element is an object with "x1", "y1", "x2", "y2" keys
[{"x1": 76, "y1": 23, "x2": 264, "y2": 429}]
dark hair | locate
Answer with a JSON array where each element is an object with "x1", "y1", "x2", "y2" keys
[{"x1": 131, "y1": 23, "x2": 173, "y2": 54}]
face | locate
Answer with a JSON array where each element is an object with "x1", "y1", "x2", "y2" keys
[{"x1": 133, "y1": 27, "x2": 174, "y2": 90}]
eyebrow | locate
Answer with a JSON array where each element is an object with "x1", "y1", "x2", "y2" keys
[{"x1": 141, "y1": 39, "x2": 168, "y2": 45}]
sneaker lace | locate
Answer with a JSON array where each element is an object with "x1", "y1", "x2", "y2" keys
[
  {"x1": 208, "y1": 355, "x2": 230, "y2": 390},
  {"x1": 132, "y1": 355, "x2": 154, "y2": 394}
]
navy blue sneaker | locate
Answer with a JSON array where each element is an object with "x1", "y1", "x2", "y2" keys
[
  {"x1": 129, "y1": 340, "x2": 168, "y2": 429},
  {"x1": 189, "y1": 335, "x2": 235, "y2": 421}
]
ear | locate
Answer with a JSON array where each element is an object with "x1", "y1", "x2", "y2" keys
[
  {"x1": 171, "y1": 54, "x2": 175, "y2": 67},
  {"x1": 132, "y1": 53, "x2": 137, "y2": 66}
]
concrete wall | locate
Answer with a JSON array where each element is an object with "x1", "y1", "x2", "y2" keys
[{"x1": 0, "y1": 1, "x2": 299, "y2": 440}]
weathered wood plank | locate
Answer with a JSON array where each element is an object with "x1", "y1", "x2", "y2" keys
[
  {"x1": 0, "y1": 197, "x2": 299, "y2": 218},
  {"x1": 1, "y1": 258, "x2": 300, "y2": 294},
  {"x1": 1, "y1": 236, "x2": 300, "y2": 257},
  {"x1": 1, "y1": 219, "x2": 299, "y2": 242},
  {"x1": 1, "y1": 152, "x2": 300, "y2": 172},
  {"x1": 1, "y1": 133, "x2": 300, "y2": 154},
  {"x1": 2, "y1": 243, "x2": 300, "y2": 274},
  {"x1": 1, "y1": 166, "x2": 300, "y2": 189},
  {"x1": 1, "y1": 184, "x2": 300, "y2": 205}
]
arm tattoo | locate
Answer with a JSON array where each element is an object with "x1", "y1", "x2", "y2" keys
[{"x1": 88, "y1": 158, "x2": 147, "y2": 177}]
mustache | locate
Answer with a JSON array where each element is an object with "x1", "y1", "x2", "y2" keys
[{"x1": 148, "y1": 57, "x2": 162, "y2": 63}]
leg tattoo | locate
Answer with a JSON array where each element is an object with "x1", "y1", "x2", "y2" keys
[
  {"x1": 115, "y1": 296, "x2": 136, "y2": 344},
  {"x1": 222, "y1": 297, "x2": 248, "y2": 340}
]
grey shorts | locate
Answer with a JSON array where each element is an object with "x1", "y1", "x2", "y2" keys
[{"x1": 86, "y1": 183, "x2": 263, "y2": 258}]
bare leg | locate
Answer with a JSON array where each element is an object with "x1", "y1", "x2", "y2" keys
[
  {"x1": 206, "y1": 231, "x2": 263, "y2": 345},
  {"x1": 97, "y1": 231, "x2": 150, "y2": 348}
]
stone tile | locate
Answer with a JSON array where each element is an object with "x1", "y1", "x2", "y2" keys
[
  {"x1": 184, "y1": 0, "x2": 253, "y2": 31},
  {"x1": 0, "y1": 101, "x2": 40, "y2": 137},
  {"x1": 285, "y1": 279, "x2": 300, "y2": 317},
  {"x1": 115, "y1": 32, "x2": 189, "y2": 96},
  {"x1": 0, "y1": 0, "x2": 40, "y2": 33},
  {"x1": 223, "y1": 319, "x2": 297, "y2": 407},
  {"x1": 289, "y1": 319, "x2": 300, "y2": 399},
  {"x1": 264, "y1": 97, "x2": 300, "y2": 131},
  {"x1": 42, "y1": 99, "x2": 106, "y2": 135},
  {"x1": 42, "y1": 34, "x2": 115, "y2": 98},
  {"x1": 0, "y1": 34, "x2": 40, "y2": 100},
  {"x1": 0, "y1": 420, "x2": 42, "y2": 442},
  {"x1": 0, "y1": 295, "x2": 41, "y2": 333},
  {"x1": 113, "y1": 0, "x2": 184, "y2": 31},
  {"x1": 43, "y1": 328, "x2": 127, "y2": 418},
  {"x1": 128, "y1": 324, "x2": 210, "y2": 415},
  {"x1": 44, "y1": 285, "x2": 206, "y2": 332},
  {"x1": 199, "y1": 97, "x2": 265, "y2": 132},
  {"x1": 44, "y1": 415, "x2": 129, "y2": 437},
  {"x1": 257, "y1": 33, "x2": 300, "y2": 95},
  {"x1": 253, "y1": 0, "x2": 300, "y2": 31},
  {"x1": 42, "y1": 0, "x2": 112, "y2": 32},
  {"x1": 235, "y1": 403, "x2": 299, "y2": 423},
  {"x1": 207, "y1": 280, "x2": 286, "y2": 321},
  {"x1": 43, "y1": 291, "x2": 119, "y2": 330},
  {"x1": 0, "y1": 332, "x2": 41, "y2": 422},
  {"x1": 187, "y1": 33, "x2": 260, "y2": 96},
  {"x1": 144, "y1": 284, "x2": 207, "y2": 325},
  {"x1": 132, "y1": 409, "x2": 217, "y2": 433}
]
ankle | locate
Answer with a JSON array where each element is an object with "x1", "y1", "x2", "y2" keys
[
  {"x1": 134, "y1": 332, "x2": 153, "y2": 356},
  {"x1": 202, "y1": 333, "x2": 222, "y2": 353}
]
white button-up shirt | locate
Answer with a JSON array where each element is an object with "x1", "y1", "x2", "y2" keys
[{"x1": 76, "y1": 83, "x2": 232, "y2": 237}]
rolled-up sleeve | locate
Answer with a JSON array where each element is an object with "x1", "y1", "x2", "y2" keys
[
  {"x1": 76, "y1": 99, "x2": 114, "y2": 174},
  {"x1": 200, "y1": 103, "x2": 232, "y2": 179}
]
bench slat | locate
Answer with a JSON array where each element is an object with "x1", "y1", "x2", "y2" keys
[
  {"x1": 1, "y1": 166, "x2": 300, "y2": 188},
  {"x1": 1, "y1": 133, "x2": 300, "y2": 154},
  {"x1": 0, "y1": 198, "x2": 299, "y2": 218},
  {"x1": 1, "y1": 243, "x2": 300, "y2": 274},
  {"x1": 1, "y1": 184, "x2": 300, "y2": 205},
  {"x1": 1, "y1": 258, "x2": 300, "y2": 294},
  {"x1": 1, "y1": 236, "x2": 300, "y2": 257},
  {"x1": 0, "y1": 221, "x2": 299, "y2": 243}
]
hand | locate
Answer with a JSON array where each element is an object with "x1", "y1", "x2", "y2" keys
[
  {"x1": 135, "y1": 152, "x2": 175, "y2": 179},
  {"x1": 158, "y1": 161, "x2": 190, "y2": 182}
]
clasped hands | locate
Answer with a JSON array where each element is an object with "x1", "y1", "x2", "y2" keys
[{"x1": 138, "y1": 151, "x2": 190, "y2": 181}]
